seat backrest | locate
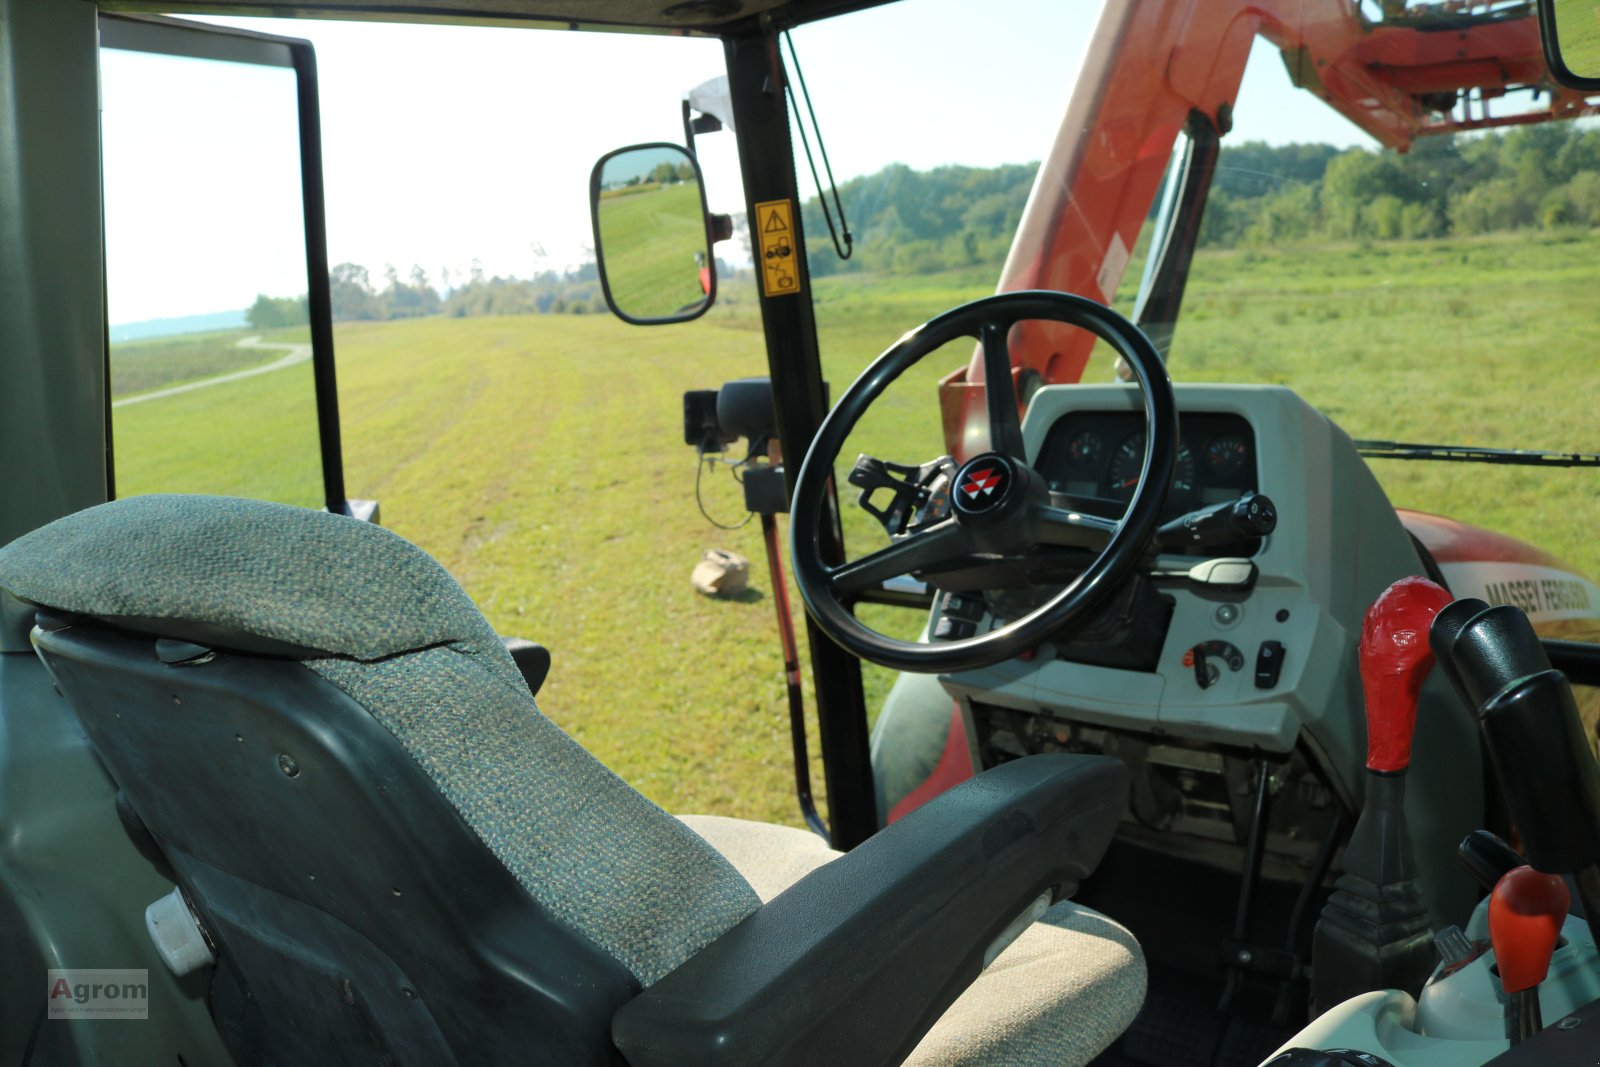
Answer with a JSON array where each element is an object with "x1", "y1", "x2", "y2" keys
[{"x1": 0, "y1": 495, "x2": 761, "y2": 1065}]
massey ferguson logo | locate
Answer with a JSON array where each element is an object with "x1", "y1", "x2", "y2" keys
[
  {"x1": 961, "y1": 467, "x2": 1003, "y2": 500},
  {"x1": 955, "y1": 456, "x2": 1009, "y2": 512}
]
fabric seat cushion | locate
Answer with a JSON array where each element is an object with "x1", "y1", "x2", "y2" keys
[{"x1": 679, "y1": 814, "x2": 1146, "y2": 1067}]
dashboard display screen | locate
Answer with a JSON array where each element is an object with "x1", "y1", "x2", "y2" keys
[{"x1": 1035, "y1": 412, "x2": 1258, "y2": 523}]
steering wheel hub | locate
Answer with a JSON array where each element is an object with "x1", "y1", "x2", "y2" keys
[{"x1": 952, "y1": 452, "x2": 1019, "y2": 520}]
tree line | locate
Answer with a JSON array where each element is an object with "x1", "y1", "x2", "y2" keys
[
  {"x1": 799, "y1": 122, "x2": 1600, "y2": 277},
  {"x1": 1202, "y1": 123, "x2": 1600, "y2": 245},
  {"x1": 801, "y1": 161, "x2": 1038, "y2": 278},
  {"x1": 247, "y1": 121, "x2": 1600, "y2": 331},
  {"x1": 245, "y1": 261, "x2": 612, "y2": 329}
]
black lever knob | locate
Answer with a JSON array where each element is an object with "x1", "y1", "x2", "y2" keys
[
  {"x1": 1428, "y1": 597, "x2": 1489, "y2": 708},
  {"x1": 1458, "y1": 829, "x2": 1526, "y2": 891},
  {"x1": 1436, "y1": 604, "x2": 1553, "y2": 712}
]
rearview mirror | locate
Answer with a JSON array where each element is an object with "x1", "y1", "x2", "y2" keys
[
  {"x1": 590, "y1": 143, "x2": 716, "y2": 325},
  {"x1": 1539, "y1": 0, "x2": 1600, "y2": 89}
]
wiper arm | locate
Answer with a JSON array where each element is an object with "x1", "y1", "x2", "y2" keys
[{"x1": 1356, "y1": 440, "x2": 1600, "y2": 468}]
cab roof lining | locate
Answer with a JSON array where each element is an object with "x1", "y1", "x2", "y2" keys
[{"x1": 95, "y1": 0, "x2": 894, "y2": 34}]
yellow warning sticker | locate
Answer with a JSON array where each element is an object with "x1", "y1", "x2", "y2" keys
[{"x1": 754, "y1": 199, "x2": 802, "y2": 298}]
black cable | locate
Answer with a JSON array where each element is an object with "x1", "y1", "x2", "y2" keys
[
  {"x1": 782, "y1": 31, "x2": 853, "y2": 261},
  {"x1": 695, "y1": 451, "x2": 754, "y2": 530}
]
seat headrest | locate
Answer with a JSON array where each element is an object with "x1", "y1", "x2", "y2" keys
[{"x1": 0, "y1": 495, "x2": 501, "y2": 661}]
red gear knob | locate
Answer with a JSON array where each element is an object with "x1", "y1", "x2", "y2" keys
[
  {"x1": 1359, "y1": 576, "x2": 1454, "y2": 773},
  {"x1": 1490, "y1": 865, "x2": 1570, "y2": 994}
]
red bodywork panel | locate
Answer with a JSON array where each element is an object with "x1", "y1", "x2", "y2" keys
[
  {"x1": 1401, "y1": 508, "x2": 1580, "y2": 570},
  {"x1": 939, "y1": 0, "x2": 1600, "y2": 461},
  {"x1": 886, "y1": 703, "x2": 974, "y2": 823},
  {"x1": 1400, "y1": 510, "x2": 1600, "y2": 635}
]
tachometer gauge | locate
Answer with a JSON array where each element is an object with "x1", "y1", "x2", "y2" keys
[
  {"x1": 1107, "y1": 432, "x2": 1195, "y2": 500},
  {"x1": 1066, "y1": 430, "x2": 1104, "y2": 469},
  {"x1": 1205, "y1": 434, "x2": 1250, "y2": 476}
]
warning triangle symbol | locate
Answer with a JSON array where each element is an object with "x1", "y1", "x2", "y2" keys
[{"x1": 764, "y1": 210, "x2": 788, "y2": 233}]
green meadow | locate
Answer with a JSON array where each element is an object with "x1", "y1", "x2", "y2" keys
[{"x1": 110, "y1": 230, "x2": 1600, "y2": 828}]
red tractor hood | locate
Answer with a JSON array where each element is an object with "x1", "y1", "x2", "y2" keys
[{"x1": 1400, "y1": 509, "x2": 1600, "y2": 632}]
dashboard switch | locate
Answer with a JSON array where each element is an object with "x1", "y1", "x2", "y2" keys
[
  {"x1": 941, "y1": 594, "x2": 985, "y2": 620},
  {"x1": 933, "y1": 616, "x2": 975, "y2": 641},
  {"x1": 1256, "y1": 640, "x2": 1286, "y2": 688}
]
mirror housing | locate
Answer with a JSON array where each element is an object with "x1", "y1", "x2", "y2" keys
[
  {"x1": 1538, "y1": 0, "x2": 1600, "y2": 90},
  {"x1": 589, "y1": 143, "x2": 717, "y2": 325}
]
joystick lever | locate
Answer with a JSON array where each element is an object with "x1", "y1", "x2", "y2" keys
[
  {"x1": 1434, "y1": 603, "x2": 1600, "y2": 947},
  {"x1": 1489, "y1": 865, "x2": 1569, "y2": 1044},
  {"x1": 1311, "y1": 576, "x2": 1453, "y2": 1013},
  {"x1": 1480, "y1": 669, "x2": 1600, "y2": 948}
]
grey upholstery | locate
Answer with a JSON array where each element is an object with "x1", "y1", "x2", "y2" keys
[
  {"x1": 0, "y1": 495, "x2": 758, "y2": 984},
  {"x1": 681, "y1": 815, "x2": 1147, "y2": 1066}
]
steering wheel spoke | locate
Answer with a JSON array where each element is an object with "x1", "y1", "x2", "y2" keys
[
  {"x1": 980, "y1": 320, "x2": 1027, "y2": 462},
  {"x1": 828, "y1": 519, "x2": 973, "y2": 596},
  {"x1": 1030, "y1": 504, "x2": 1118, "y2": 550}
]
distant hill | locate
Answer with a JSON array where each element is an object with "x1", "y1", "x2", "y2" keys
[
  {"x1": 801, "y1": 161, "x2": 1038, "y2": 279},
  {"x1": 110, "y1": 309, "x2": 247, "y2": 343}
]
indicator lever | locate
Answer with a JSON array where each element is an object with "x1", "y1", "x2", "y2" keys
[{"x1": 1155, "y1": 491, "x2": 1276, "y2": 551}]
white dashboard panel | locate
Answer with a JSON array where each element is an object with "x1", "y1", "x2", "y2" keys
[{"x1": 937, "y1": 382, "x2": 1484, "y2": 926}]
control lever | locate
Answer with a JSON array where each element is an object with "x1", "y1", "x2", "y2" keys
[
  {"x1": 1150, "y1": 557, "x2": 1258, "y2": 590},
  {"x1": 1488, "y1": 865, "x2": 1569, "y2": 1044},
  {"x1": 1458, "y1": 829, "x2": 1527, "y2": 891},
  {"x1": 1479, "y1": 669, "x2": 1600, "y2": 947},
  {"x1": 1311, "y1": 576, "x2": 1454, "y2": 1013},
  {"x1": 1155, "y1": 491, "x2": 1277, "y2": 551}
]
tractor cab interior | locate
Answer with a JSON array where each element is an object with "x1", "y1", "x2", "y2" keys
[{"x1": 3, "y1": 1, "x2": 1600, "y2": 1066}]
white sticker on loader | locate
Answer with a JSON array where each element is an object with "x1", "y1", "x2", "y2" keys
[{"x1": 1095, "y1": 231, "x2": 1130, "y2": 301}]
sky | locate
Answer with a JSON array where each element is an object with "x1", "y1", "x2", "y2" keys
[{"x1": 100, "y1": 0, "x2": 1377, "y2": 324}]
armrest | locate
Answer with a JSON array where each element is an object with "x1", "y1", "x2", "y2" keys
[
  {"x1": 611, "y1": 753, "x2": 1129, "y2": 1067},
  {"x1": 500, "y1": 637, "x2": 550, "y2": 695}
]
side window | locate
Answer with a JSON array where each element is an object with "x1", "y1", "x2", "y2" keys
[{"x1": 100, "y1": 17, "x2": 337, "y2": 511}]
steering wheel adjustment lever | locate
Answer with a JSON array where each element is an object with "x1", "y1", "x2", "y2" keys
[{"x1": 848, "y1": 454, "x2": 955, "y2": 537}]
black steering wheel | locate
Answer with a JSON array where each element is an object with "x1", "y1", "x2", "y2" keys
[{"x1": 790, "y1": 290, "x2": 1178, "y2": 674}]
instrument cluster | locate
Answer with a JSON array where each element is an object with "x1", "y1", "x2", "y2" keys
[{"x1": 1035, "y1": 411, "x2": 1259, "y2": 522}]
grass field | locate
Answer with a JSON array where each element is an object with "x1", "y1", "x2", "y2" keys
[{"x1": 108, "y1": 230, "x2": 1600, "y2": 829}]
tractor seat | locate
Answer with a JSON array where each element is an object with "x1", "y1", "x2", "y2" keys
[{"x1": 0, "y1": 495, "x2": 1145, "y2": 1066}]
